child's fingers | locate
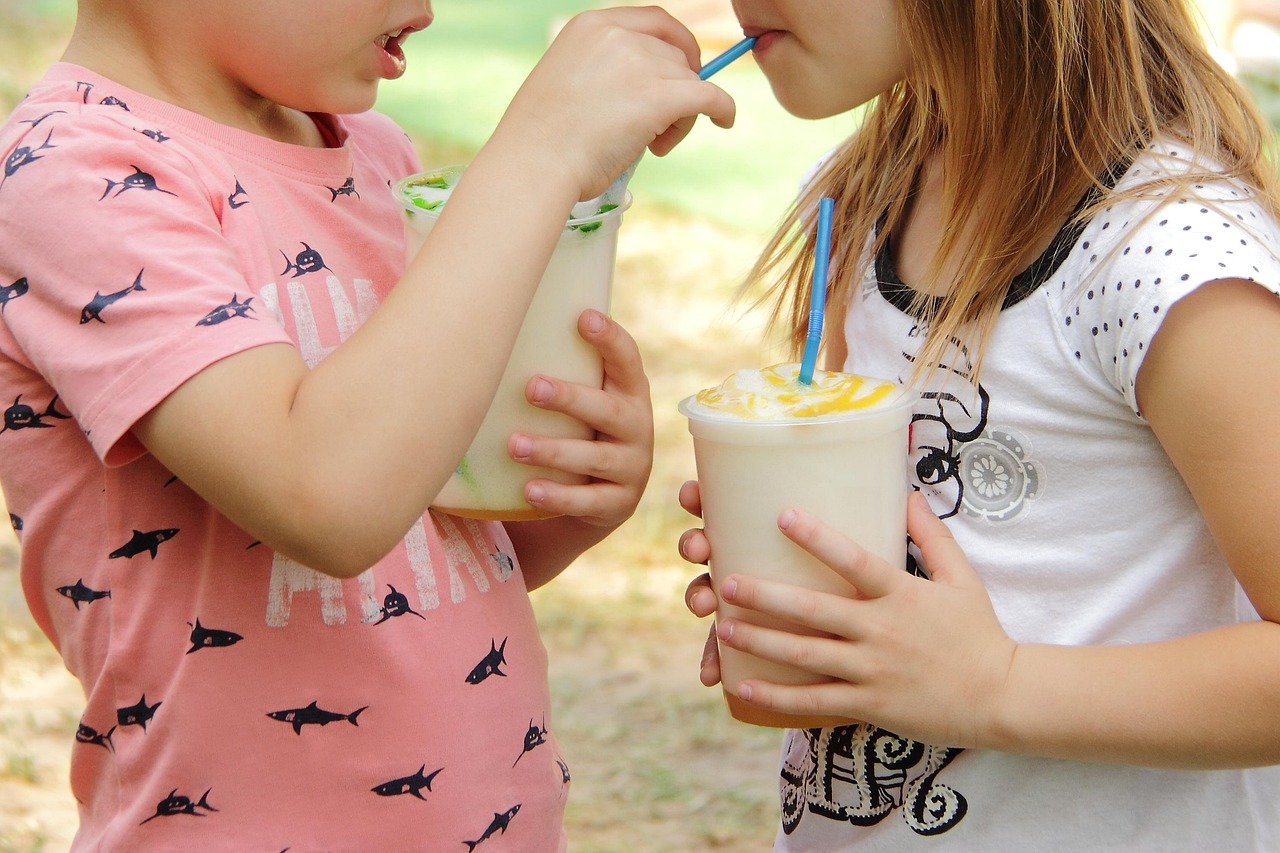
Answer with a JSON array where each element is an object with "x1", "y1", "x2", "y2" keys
[
  {"x1": 523, "y1": 375, "x2": 638, "y2": 444},
  {"x1": 678, "y1": 528, "x2": 710, "y2": 568},
  {"x1": 777, "y1": 507, "x2": 897, "y2": 599},
  {"x1": 719, "y1": 574, "x2": 867, "y2": 642},
  {"x1": 699, "y1": 623, "x2": 722, "y2": 687},
  {"x1": 684, "y1": 570, "x2": 716, "y2": 615},
  {"x1": 509, "y1": 431, "x2": 647, "y2": 486},
  {"x1": 521, "y1": 476, "x2": 630, "y2": 521},
  {"x1": 678, "y1": 479, "x2": 703, "y2": 518},
  {"x1": 579, "y1": 310, "x2": 649, "y2": 400},
  {"x1": 905, "y1": 491, "x2": 973, "y2": 587}
]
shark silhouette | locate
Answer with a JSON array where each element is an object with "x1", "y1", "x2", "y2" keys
[
  {"x1": 372, "y1": 584, "x2": 425, "y2": 624},
  {"x1": 279, "y1": 243, "x2": 331, "y2": 277},
  {"x1": 370, "y1": 765, "x2": 443, "y2": 799},
  {"x1": 195, "y1": 294, "x2": 255, "y2": 326},
  {"x1": 56, "y1": 579, "x2": 111, "y2": 610},
  {"x1": 117, "y1": 694, "x2": 162, "y2": 730},
  {"x1": 228, "y1": 179, "x2": 249, "y2": 209},
  {"x1": 75, "y1": 722, "x2": 115, "y2": 752},
  {"x1": 328, "y1": 177, "x2": 359, "y2": 201},
  {"x1": 465, "y1": 638, "x2": 508, "y2": 685},
  {"x1": 513, "y1": 718, "x2": 548, "y2": 767},
  {"x1": 139, "y1": 788, "x2": 217, "y2": 825},
  {"x1": 186, "y1": 619, "x2": 243, "y2": 654},
  {"x1": 1, "y1": 129, "x2": 56, "y2": 192},
  {"x1": 108, "y1": 527, "x2": 179, "y2": 560},
  {"x1": 464, "y1": 804, "x2": 521, "y2": 851},
  {"x1": 80, "y1": 269, "x2": 145, "y2": 323},
  {"x1": 0, "y1": 277, "x2": 28, "y2": 313},
  {"x1": 99, "y1": 166, "x2": 174, "y2": 200},
  {"x1": 1, "y1": 394, "x2": 71, "y2": 432},
  {"x1": 267, "y1": 701, "x2": 367, "y2": 735}
]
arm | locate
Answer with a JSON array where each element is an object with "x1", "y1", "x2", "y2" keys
[
  {"x1": 133, "y1": 8, "x2": 735, "y2": 578},
  {"x1": 711, "y1": 278, "x2": 1280, "y2": 768},
  {"x1": 502, "y1": 310, "x2": 654, "y2": 590}
]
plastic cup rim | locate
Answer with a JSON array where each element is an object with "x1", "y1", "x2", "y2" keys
[
  {"x1": 678, "y1": 385, "x2": 917, "y2": 426},
  {"x1": 392, "y1": 165, "x2": 634, "y2": 228}
]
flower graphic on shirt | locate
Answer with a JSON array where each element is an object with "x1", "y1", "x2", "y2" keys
[
  {"x1": 957, "y1": 429, "x2": 1041, "y2": 523},
  {"x1": 970, "y1": 454, "x2": 1010, "y2": 499}
]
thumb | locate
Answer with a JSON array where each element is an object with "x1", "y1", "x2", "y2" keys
[{"x1": 906, "y1": 491, "x2": 976, "y2": 588}]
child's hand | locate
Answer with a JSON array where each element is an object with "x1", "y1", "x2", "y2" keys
[
  {"x1": 508, "y1": 309, "x2": 653, "y2": 529},
  {"x1": 714, "y1": 493, "x2": 1018, "y2": 747},
  {"x1": 677, "y1": 480, "x2": 723, "y2": 687},
  {"x1": 494, "y1": 6, "x2": 738, "y2": 202}
]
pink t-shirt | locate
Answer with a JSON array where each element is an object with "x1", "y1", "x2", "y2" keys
[{"x1": 0, "y1": 65, "x2": 568, "y2": 851}]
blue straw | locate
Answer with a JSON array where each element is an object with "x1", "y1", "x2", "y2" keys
[
  {"x1": 698, "y1": 36, "x2": 758, "y2": 80},
  {"x1": 798, "y1": 197, "x2": 835, "y2": 386}
]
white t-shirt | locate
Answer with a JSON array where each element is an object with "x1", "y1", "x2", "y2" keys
[{"x1": 777, "y1": 142, "x2": 1280, "y2": 851}]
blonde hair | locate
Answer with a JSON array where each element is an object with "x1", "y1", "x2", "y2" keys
[{"x1": 754, "y1": 0, "x2": 1280, "y2": 381}]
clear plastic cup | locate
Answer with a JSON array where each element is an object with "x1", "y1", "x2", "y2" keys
[
  {"x1": 394, "y1": 166, "x2": 631, "y2": 520},
  {"x1": 681, "y1": 380, "x2": 916, "y2": 727}
]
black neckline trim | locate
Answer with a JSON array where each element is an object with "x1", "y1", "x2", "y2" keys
[{"x1": 876, "y1": 158, "x2": 1131, "y2": 315}]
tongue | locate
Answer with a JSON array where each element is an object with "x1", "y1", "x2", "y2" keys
[{"x1": 383, "y1": 35, "x2": 407, "y2": 78}]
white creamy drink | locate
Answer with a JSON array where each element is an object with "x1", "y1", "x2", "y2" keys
[
  {"x1": 681, "y1": 363, "x2": 916, "y2": 728},
  {"x1": 394, "y1": 166, "x2": 629, "y2": 520}
]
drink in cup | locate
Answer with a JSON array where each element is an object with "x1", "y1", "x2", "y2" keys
[
  {"x1": 393, "y1": 166, "x2": 629, "y2": 520},
  {"x1": 680, "y1": 362, "x2": 916, "y2": 728}
]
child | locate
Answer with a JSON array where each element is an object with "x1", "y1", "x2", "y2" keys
[
  {"x1": 681, "y1": 0, "x2": 1280, "y2": 849},
  {"x1": 0, "y1": 1, "x2": 734, "y2": 849}
]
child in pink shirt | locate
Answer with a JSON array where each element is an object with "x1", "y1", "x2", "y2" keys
[{"x1": 0, "y1": 1, "x2": 736, "y2": 849}]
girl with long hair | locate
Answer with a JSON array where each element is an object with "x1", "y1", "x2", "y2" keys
[{"x1": 681, "y1": 1, "x2": 1280, "y2": 848}]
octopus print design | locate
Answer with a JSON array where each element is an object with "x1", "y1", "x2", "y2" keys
[{"x1": 779, "y1": 725, "x2": 967, "y2": 838}]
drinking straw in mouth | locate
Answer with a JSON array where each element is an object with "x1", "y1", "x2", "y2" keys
[
  {"x1": 699, "y1": 36, "x2": 758, "y2": 80},
  {"x1": 798, "y1": 197, "x2": 835, "y2": 386}
]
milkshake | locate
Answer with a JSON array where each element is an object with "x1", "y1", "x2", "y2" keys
[
  {"x1": 680, "y1": 363, "x2": 916, "y2": 728},
  {"x1": 395, "y1": 166, "x2": 630, "y2": 520}
]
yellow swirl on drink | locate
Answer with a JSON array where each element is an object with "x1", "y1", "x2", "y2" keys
[{"x1": 687, "y1": 362, "x2": 900, "y2": 420}]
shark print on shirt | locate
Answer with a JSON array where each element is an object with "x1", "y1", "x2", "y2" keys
[
  {"x1": 56, "y1": 578, "x2": 111, "y2": 609},
  {"x1": 99, "y1": 166, "x2": 176, "y2": 200},
  {"x1": 1, "y1": 393, "x2": 71, "y2": 432},
  {"x1": 0, "y1": 276, "x2": 28, "y2": 313},
  {"x1": 371, "y1": 764, "x2": 443, "y2": 800},
  {"x1": 108, "y1": 527, "x2": 179, "y2": 560},
  {"x1": 0, "y1": 129, "x2": 56, "y2": 192},
  {"x1": 117, "y1": 695, "x2": 162, "y2": 731},
  {"x1": 80, "y1": 269, "x2": 146, "y2": 324},
  {"x1": 139, "y1": 788, "x2": 218, "y2": 825}
]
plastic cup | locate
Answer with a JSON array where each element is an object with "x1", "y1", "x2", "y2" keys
[
  {"x1": 393, "y1": 166, "x2": 631, "y2": 520},
  {"x1": 680, "y1": 381, "x2": 916, "y2": 728}
]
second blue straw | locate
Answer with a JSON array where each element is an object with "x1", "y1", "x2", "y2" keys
[{"x1": 798, "y1": 197, "x2": 835, "y2": 386}]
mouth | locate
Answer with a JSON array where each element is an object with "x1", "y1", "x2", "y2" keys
[{"x1": 375, "y1": 19, "x2": 430, "y2": 79}]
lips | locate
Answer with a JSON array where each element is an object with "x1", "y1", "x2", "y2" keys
[
  {"x1": 376, "y1": 30, "x2": 409, "y2": 79},
  {"x1": 375, "y1": 17, "x2": 431, "y2": 80},
  {"x1": 741, "y1": 27, "x2": 783, "y2": 55}
]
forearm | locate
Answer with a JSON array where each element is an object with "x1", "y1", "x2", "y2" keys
[
  {"x1": 503, "y1": 517, "x2": 616, "y2": 591},
  {"x1": 987, "y1": 620, "x2": 1280, "y2": 769}
]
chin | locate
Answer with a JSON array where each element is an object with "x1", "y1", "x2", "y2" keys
[{"x1": 767, "y1": 84, "x2": 843, "y2": 120}]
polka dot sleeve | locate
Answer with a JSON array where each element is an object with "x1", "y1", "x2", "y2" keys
[{"x1": 1055, "y1": 170, "x2": 1280, "y2": 417}]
